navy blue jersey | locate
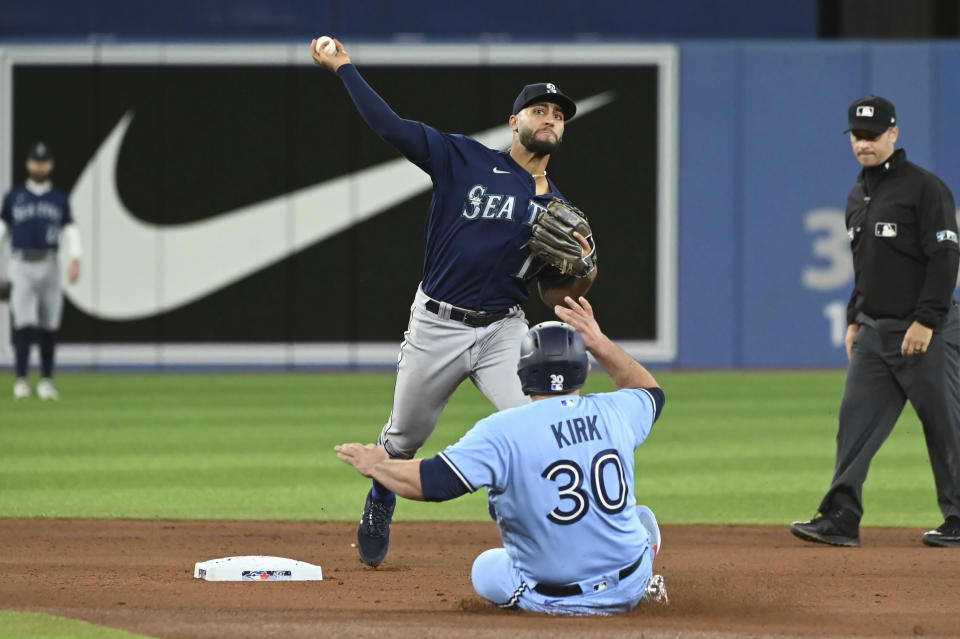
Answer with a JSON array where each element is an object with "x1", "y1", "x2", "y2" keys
[
  {"x1": 1, "y1": 184, "x2": 73, "y2": 251},
  {"x1": 339, "y1": 65, "x2": 559, "y2": 311}
]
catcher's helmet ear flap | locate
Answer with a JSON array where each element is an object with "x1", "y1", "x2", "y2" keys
[{"x1": 517, "y1": 321, "x2": 588, "y2": 395}]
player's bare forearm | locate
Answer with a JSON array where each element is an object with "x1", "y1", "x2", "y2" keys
[
  {"x1": 370, "y1": 459, "x2": 425, "y2": 501},
  {"x1": 554, "y1": 296, "x2": 658, "y2": 390},
  {"x1": 334, "y1": 443, "x2": 425, "y2": 500},
  {"x1": 591, "y1": 334, "x2": 658, "y2": 391},
  {"x1": 68, "y1": 258, "x2": 80, "y2": 284},
  {"x1": 538, "y1": 268, "x2": 597, "y2": 308}
]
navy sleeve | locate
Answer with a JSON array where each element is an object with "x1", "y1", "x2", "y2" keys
[
  {"x1": 646, "y1": 387, "x2": 665, "y2": 421},
  {"x1": 337, "y1": 64, "x2": 430, "y2": 166},
  {"x1": 420, "y1": 455, "x2": 471, "y2": 502}
]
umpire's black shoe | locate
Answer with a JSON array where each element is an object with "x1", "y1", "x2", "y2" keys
[
  {"x1": 790, "y1": 510, "x2": 861, "y2": 547},
  {"x1": 357, "y1": 489, "x2": 396, "y2": 567},
  {"x1": 921, "y1": 516, "x2": 960, "y2": 547}
]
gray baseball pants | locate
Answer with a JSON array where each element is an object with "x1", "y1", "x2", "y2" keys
[
  {"x1": 377, "y1": 284, "x2": 530, "y2": 459},
  {"x1": 9, "y1": 253, "x2": 63, "y2": 330},
  {"x1": 820, "y1": 302, "x2": 960, "y2": 522}
]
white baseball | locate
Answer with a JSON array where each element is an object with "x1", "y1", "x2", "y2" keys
[{"x1": 315, "y1": 36, "x2": 337, "y2": 56}]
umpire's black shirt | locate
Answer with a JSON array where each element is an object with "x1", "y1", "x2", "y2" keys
[{"x1": 846, "y1": 148, "x2": 960, "y2": 329}]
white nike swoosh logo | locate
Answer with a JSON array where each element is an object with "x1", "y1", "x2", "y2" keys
[
  {"x1": 492, "y1": 167, "x2": 511, "y2": 174},
  {"x1": 67, "y1": 92, "x2": 615, "y2": 319}
]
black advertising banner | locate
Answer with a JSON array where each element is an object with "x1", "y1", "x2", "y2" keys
[{"x1": 4, "y1": 45, "x2": 675, "y2": 364}]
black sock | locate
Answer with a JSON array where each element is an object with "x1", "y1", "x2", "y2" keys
[
  {"x1": 12, "y1": 328, "x2": 34, "y2": 378},
  {"x1": 38, "y1": 330, "x2": 56, "y2": 379},
  {"x1": 371, "y1": 480, "x2": 395, "y2": 502}
]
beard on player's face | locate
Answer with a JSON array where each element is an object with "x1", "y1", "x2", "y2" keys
[
  {"x1": 26, "y1": 160, "x2": 53, "y2": 183},
  {"x1": 519, "y1": 125, "x2": 562, "y2": 157}
]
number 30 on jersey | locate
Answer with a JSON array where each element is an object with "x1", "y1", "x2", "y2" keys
[{"x1": 541, "y1": 449, "x2": 628, "y2": 525}]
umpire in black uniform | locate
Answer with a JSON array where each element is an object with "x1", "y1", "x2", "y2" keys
[{"x1": 791, "y1": 96, "x2": 960, "y2": 548}]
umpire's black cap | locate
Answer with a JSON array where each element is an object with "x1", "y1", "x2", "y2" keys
[
  {"x1": 517, "y1": 321, "x2": 588, "y2": 395},
  {"x1": 26, "y1": 141, "x2": 54, "y2": 161},
  {"x1": 512, "y1": 83, "x2": 577, "y2": 121},
  {"x1": 844, "y1": 95, "x2": 897, "y2": 134}
]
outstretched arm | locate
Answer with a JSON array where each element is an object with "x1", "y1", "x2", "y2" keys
[
  {"x1": 554, "y1": 296, "x2": 657, "y2": 390},
  {"x1": 335, "y1": 443, "x2": 426, "y2": 500},
  {"x1": 310, "y1": 38, "x2": 429, "y2": 164}
]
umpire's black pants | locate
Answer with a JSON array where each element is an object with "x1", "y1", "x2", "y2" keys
[{"x1": 820, "y1": 302, "x2": 960, "y2": 523}]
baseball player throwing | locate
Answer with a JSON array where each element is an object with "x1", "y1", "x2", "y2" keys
[
  {"x1": 337, "y1": 296, "x2": 666, "y2": 614},
  {"x1": 1, "y1": 142, "x2": 81, "y2": 400},
  {"x1": 312, "y1": 38, "x2": 598, "y2": 566}
]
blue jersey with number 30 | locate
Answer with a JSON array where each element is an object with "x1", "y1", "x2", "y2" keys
[{"x1": 439, "y1": 389, "x2": 661, "y2": 586}]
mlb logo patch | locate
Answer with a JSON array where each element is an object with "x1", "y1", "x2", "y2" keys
[
  {"x1": 856, "y1": 105, "x2": 875, "y2": 117},
  {"x1": 875, "y1": 222, "x2": 898, "y2": 237},
  {"x1": 936, "y1": 229, "x2": 958, "y2": 244},
  {"x1": 593, "y1": 580, "x2": 608, "y2": 592},
  {"x1": 549, "y1": 373, "x2": 564, "y2": 391}
]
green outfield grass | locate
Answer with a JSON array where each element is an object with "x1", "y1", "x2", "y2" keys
[
  {"x1": 0, "y1": 611, "x2": 153, "y2": 638},
  {"x1": 0, "y1": 370, "x2": 943, "y2": 527}
]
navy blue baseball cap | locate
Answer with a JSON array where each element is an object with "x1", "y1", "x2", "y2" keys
[
  {"x1": 512, "y1": 83, "x2": 577, "y2": 121},
  {"x1": 844, "y1": 95, "x2": 897, "y2": 134},
  {"x1": 26, "y1": 141, "x2": 54, "y2": 161}
]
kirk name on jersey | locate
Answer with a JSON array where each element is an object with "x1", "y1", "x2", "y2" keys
[{"x1": 550, "y1": 414, "x2": 602, "y2": 449}]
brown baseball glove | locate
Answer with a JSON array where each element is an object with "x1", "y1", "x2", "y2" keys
[{"x1": 527, "y1": 197, "x2": 597, "y2": 277}]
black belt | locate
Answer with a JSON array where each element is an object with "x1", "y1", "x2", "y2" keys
[
  {"x1": 532, "y1": 554, "x2": 644, "y2": 598},
  {"x1": 14, "y1": 250, "x2": 54, "y2": 262},
  {"x1": 424, "y1": 299, "x2": 512, "y2": 328}
]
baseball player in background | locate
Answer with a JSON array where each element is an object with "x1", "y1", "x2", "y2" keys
[
  {"x1": 337, "y1": 296, "x2": 666, "y2": 614},
  {"x1": 312, "y1": 38, "x2": 598, "y2": 567},
  {"x1": 0, "y1": 142, "x2": 81, "y2": 400}
]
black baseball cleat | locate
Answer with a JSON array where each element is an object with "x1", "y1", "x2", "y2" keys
[
  {"x1": 921, "y1": 517, "x2": 960, "y2": 547},
  {"x1": 790, "y1": 510, "x2": 861, "y2": 547},
  {"x1": 357, "y1": 489, "x2": 396, "y2": 567}
]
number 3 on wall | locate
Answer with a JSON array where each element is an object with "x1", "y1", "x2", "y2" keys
[{"x1": 541, "y1": 449, "x2": 628, "y2": 525}]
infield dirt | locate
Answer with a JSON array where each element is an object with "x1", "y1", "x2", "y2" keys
[{"x1": 0, "y1": 519, "x2": 956, "y2": 638}]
